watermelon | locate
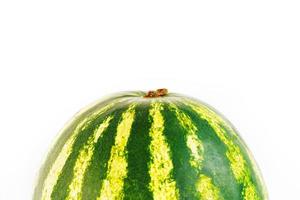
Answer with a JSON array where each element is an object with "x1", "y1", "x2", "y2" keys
[{"x1": 34, "y1": 89, "x2": 267, "y2": 200}]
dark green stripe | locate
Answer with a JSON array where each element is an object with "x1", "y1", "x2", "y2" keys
[
  {"x1": 123, "y1": 104, "x2": 153, "y2": 200},
  {"x1": 80, "y1": 106, "x2": 128, "y2": 200},
  {"x1": 178, "y1": 103, "x2": 242, "y2": 200},
  {"x1": 161, "y1": 103, "x2": 199, "y2": 200}
]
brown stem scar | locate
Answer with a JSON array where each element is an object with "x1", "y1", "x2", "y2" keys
[{"x1": 144, "y1": 88, "x2": 168, "y2": 98}]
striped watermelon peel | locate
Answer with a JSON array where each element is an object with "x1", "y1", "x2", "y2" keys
[{"x1": 34, "y1": 89, "x2": 267, "y2": 200}]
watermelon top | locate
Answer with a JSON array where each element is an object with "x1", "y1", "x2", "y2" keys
[{"x1": 34, "y1": 90, "x2": 268, "y2": 200}]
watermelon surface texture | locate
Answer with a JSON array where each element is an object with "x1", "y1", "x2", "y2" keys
[{"x1": 34, "y1": 89, "x2": 267, "y2": 200}]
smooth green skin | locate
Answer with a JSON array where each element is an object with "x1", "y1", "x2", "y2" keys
[{"x1": 34, "y1": 91, "x2": 267, "y2": 200}]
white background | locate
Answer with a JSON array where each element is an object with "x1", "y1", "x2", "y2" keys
[{"x1": 0, "y1": 1, "x2": 299, "y2": 199}]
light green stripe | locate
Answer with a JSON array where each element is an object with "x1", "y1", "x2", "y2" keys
[
  {"x1": 97, "y1": 105, "x2": 136, "y2": 200},
  {"x1": 148, "y1": 102, "x2": 179, "y2": 200},
  {"x1": 66, "y1": 116, "x2": 113, "y2": 200},
  {"x1": 41, "y1": 102, "x2": 116, "y2": 200},
  {"x1": 197, "y1": 175, "x2": 222, "y2": 200}
]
